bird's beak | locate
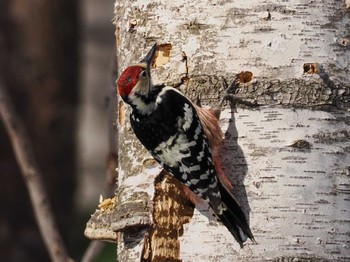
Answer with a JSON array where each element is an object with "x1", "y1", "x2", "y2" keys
[{"x1": 140, "y1": 43, "x2": 157, "y2": 69}]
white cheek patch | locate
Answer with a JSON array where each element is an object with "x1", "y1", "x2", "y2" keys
[{"x1": 129, "y1": 91, "x2": 156, "y2": 115}]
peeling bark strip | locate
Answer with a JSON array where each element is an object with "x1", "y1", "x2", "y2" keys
[{"x1": 142, "y1": 171, "x2": 194, "y2": 262}]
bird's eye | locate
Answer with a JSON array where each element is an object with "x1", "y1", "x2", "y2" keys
[{"x1": 139, "y1": 70, "x2": 147, "y2": 78}]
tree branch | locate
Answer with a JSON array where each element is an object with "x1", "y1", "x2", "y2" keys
[
  {"x1": 81, "y1": 240, "x2": 105, "y2": 262},
  {"x1": 0, "y1": 78, "x2": 74, "y2": 262}
]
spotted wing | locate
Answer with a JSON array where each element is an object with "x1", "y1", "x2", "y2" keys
[{"x1": 130, "y1": 87, "x2": 223, "y2": 214}]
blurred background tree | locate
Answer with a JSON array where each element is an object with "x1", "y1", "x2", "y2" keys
[{"x1": 0, "y1": 0, "x2": 115, "y2": 261}]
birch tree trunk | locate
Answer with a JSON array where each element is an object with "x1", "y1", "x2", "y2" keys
[{"x1": 86, "y1": 0, "x2": 350, "y2": 261}]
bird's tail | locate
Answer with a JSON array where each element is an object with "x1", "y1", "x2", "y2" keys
[
  {"x1": 214, "y1": 181, "x2": 255, "y2": 248},
  {"x1": 194, "y1": 98, "x2": 254, "y2": 247}
]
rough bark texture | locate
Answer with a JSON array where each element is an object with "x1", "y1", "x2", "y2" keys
[
  {"x1": 85, "y1": 0, "x2": 350, "y2": 261},
  {"x1": 0, "y1": 1, "x2": 79, "y2": 260}
]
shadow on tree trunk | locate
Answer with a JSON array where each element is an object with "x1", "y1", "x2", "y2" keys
[{"x1": 220, "y1": 112, "x2": 252, "y2": 237}]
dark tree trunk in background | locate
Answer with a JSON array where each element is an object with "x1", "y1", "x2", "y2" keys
[{"x1": 0, "y1": 1, "x2": 79, "y2": 261}]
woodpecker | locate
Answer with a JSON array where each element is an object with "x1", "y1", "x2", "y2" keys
[{"x1": 117, "y1": 44, "x2": 255, "y2": 247}]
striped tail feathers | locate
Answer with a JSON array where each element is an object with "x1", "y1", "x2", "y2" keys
[
  {"x1": 181, "y1": 177, "x2": 255, "y2": 248},
  {"x1": 213, "y1": 157, "x2": 255, "y2": 245},
  {"x1": 213, "y1": 156, "x2": 255, "y2": 246},
  {"x1": 217, "y1": 181, "x2": 255, "y2": 247},
  {"x1": 217, "y1": 207, "x2": 245, "y2": 248},
  {"x1": 193, "y1": 102, "x2": 255, "y2": 246}
]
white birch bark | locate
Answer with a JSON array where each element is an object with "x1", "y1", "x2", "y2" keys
[{"x1": 86, "y1": 0, "x2": 350, "y2": 261}]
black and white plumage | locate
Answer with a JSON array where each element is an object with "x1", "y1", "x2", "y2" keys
[
  {"x1": 131, "y1": 86, "x2": 223, "y2": 211},
  {"x1": 117, "y1": 44, "x2": 254, "y2": 247}
]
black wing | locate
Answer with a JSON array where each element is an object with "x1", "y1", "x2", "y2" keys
[{"x1": 130, "y1": 87, "x2": 223, "y2": 212}]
